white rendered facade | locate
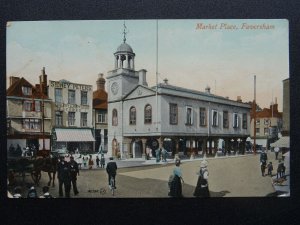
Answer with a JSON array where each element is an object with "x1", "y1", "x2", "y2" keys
[{"x1": 107, "y1": 39, "x2": 251, "y2": 158}]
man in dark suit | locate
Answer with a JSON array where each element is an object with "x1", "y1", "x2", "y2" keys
[{"x1": 106, "y1": 157, "x2": 117, "y2": 188}]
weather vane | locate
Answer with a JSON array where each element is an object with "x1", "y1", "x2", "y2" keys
[{"x1": 123, "y1": 21, "x2": 128, "y2": 43}]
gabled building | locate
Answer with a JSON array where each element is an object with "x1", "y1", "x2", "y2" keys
[
  {"x1": 93, "y1": 73, "x2": 108, "y2": 153},
  {"x1": 250, "y1": 99, "x2": 282, "y2": 149},
  {"x1": 7, "y1": 68, "x2": 52, "y2": 156}
]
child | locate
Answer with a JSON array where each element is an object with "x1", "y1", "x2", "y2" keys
[
  {"x1": 267, "y1": 162, "x2": 273, "y2": 176},
  {"x1": 88, "y1": 155, "x2": 94, "y2": 169},
  {"x1": 13, "y1": 186, "x2": 22, "y2": 198},
  {"x1": 40, "y1": 186, "x2": 54, "y2": 198}
]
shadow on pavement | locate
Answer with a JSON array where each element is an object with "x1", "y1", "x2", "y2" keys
[{"x1": 209, "y1": 190, "x2": 231, "y2": 197}]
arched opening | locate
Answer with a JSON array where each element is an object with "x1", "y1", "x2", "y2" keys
[
  {"x1": 146, "y1": 138, "x2": 159, "y2": 157},
  {"x1": 132, "y1": 139, "x2": 143, "y2": 158}
]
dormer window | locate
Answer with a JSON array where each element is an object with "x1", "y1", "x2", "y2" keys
[{"x1": 22, "y1": 86, "x2": 32, "y2": 96}]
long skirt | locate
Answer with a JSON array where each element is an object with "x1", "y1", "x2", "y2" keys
[
  {"x1": 169, "y1": 175, "x2": 182, "y2": 197},
  {"x1": 193, "y1": 176, "x2": 210, "y2": 197}
]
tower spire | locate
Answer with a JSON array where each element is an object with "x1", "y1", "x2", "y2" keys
[{"x1": 123, "y1": 21, "x2": 128, "y2": 43}]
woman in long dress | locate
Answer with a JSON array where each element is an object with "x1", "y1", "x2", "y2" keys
[
  {"x1": 169, "y1": 161, "x2": 184, "y2": 197},
  {"x1": 193, "y1": 160, "x2": 210, "y2": 197}
]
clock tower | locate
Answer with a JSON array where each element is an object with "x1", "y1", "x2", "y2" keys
[
  {"x1": 107, "y1": 30, "x2": 139, "y2": 101},
  {"x1": 106, "y1": 23, "x2": 140, "y2": 157}
]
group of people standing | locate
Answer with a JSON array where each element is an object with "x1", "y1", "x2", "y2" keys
[
  {"x1": 260, "y1": 149, "x2": 286, "y2": 178},
  {"x1": 155, "y1": 148, "x2": 169, "y2": 163},
  {"x1": 57, "y1": 155, "x2": 79, "y2": 198},
  {"x1": 168, "y1": 159, "x2": 210, "y2": 198},
  {"x1": 74, "y1": 154, "x2": 106, "y2": 169}
]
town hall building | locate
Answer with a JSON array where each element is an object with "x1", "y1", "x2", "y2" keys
[{"x1": 107, "y1": 34, "x2": 251, "y2": 159}]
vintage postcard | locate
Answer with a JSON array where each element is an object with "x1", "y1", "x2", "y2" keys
[{"x1": 6, "y1": 19, "x2": 289, "y2": 198}]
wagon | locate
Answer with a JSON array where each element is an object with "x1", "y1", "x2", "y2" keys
[{"x1": 7, "y1": 156, "x2": 38, "y2": 185}]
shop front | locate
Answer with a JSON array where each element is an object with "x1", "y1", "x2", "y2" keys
[{"x1": 52, "y1": 128, "x2": 95, "y2": 154}]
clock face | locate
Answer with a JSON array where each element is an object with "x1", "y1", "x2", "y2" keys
[{"x1": 111, "y1": 82, "x2": 119, "y2": 95}]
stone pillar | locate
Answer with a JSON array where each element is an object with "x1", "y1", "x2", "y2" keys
[
  {"x1": 141, "y1": 138, "x2": 147, "y2": 159},
  {"x1": 214, "y1": 139, "x2": 219, "y2": 157},
  {"x1": 126, "y1": 55, "x2": 130, "y2": 69},
  {"x1": 132, "y1": 56, "x2": 135, "y2": 70},
  {"x1": 115, "y1": 56, "x2": 118, "y2": 69},
  {"x1": 202, "y1": 138, "x2": 207, "y2": 157}
]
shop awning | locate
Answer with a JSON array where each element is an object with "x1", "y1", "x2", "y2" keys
[
  {"x1": 250, "y1": 139, "x2": 267, "y2": 147},
  {"x1": 55, "y1": 128, "x2": 95, "y2": 142},
  {"x1": 270, "y1": 136, "x2": 290, "y2": 148}
]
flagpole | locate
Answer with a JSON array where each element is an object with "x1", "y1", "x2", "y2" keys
[
  {"x1": 253, "y1": 75, "x2": 256, "y2": 155},
  {"x1": 156, "y1": 20, "x2": 158, "y2": 130}
]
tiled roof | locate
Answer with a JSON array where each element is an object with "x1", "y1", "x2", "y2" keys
[{"x1": 6, "y1": 77, "x2": 47, "y2": 99}]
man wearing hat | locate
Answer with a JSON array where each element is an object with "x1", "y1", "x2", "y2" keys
[
  {"x1": 193, "y1": 160, "x2": 210, "y2": 197},
  {"x1": 69, "y1": 156, "x2": 79, "y2": 196},
  {"x1": 57, "y1": 155, "x2": 71, "y2": 198},
  {"x1": 106, "y1": 157, "x2": 117, "y2": 188}
]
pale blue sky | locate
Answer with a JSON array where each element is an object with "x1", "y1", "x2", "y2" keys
[{"x1": 6, "y1": 19, "x2": 289, "y2": 110}]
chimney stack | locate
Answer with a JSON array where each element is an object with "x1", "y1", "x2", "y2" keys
[
  {"x1": 39, "y1": 67, "x2": 48, "y2": 96},
  {"x1": 237, "y1": 96, "x2": 242, "y2": 102},
  {"x1": 138, "y1": 69, "x2": 148, "y2": 86},
  {"x1": 9, "y1": 76, "x2": 20, "y2": 86}
]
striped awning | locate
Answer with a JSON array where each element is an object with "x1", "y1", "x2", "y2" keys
[{"x1": 55, "y1": 128, "x2": 95, "y2": 142}]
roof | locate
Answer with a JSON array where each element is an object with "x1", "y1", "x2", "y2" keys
[
  {"x1": 255, "y1": 105, "x2": 282, "y2": 118},
  {"x1": 6, "y1": 77, "x2": 47, "y2": 99},
  {"x1": 55, "y1": 128, "x2": 95, "y2": 142},
  {"x1": 151, "y1": 83, "x2": 251, "y2": 108},
  {"x1": 116, "y1": 42, "x2": 134, "y2": 53},
  {"x1": 270, "y1": 136, "x2": 290, "y2": 148},
  {"x1": 93, "y1": 89, "x2": 108, "y2": 109}
]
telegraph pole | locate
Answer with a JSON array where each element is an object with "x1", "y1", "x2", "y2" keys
[{"x1": 253, "y1": 75, "x2": 256, "y2": 155}]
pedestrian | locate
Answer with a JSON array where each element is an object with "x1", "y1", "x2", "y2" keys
[
  {"x1": 83, "y1": 156, "x2": 87, "y2": 168},
  {"x1": 57, "y1": 156, "x2": 71, "y2": 198},
  {"x1": 267, "y1": 162, "x2": 273, "y2": 176},
  {"x1": 175, "y1": 156, "x2": 181, "y2": 165},
  {"x1": 260, "y1": 150, "x2": 268, "y2": 176},
  {"x1": 15, "y1": 144, "x2": 22, "y2": 157},
  {"x1": 69, "y1": 156, "x2": 79, "y2": 196},
  {"x1": 155, "y1": 148, "x2": 161, "y2": 163},
  {"x1": 27, "y1": 186, "x2": 38, "y2": 198},
  {"x1": 76, "y1": 154, "x2": 82, "y2": 169},
  {"x1": 169, "y1": 161, "x2": 184, "y2": 197},
  {"x1": 193, "y1": 160, "x2": 210, "y2": 197},
  {"x1": 96, "y1": 156, "x2": 100, "y2": 168},
  {"x1": 274, "y1": 146, "x2": 280, "y2": 160},
  {"x1": 106, "y1": 157, "x2": 117, "y2": 188},
  {"x1": 277, "y1": 160, "x2": 285, "y2": 179},
  {"x1": 88, "y1": 155, "x2": 94, "y2": 169},
  {"x1": 40, "y1": 186, "x2": 54, "y2": 198},
  {"x1": 161, "y1": 148, "x2": 168, "y2": 162},
  {"x1": 13, "y1": 186, "x2": 22, "y2": 198},
  {"x1": 100, "y1": 154, "x2": 105, "y2": 168}
]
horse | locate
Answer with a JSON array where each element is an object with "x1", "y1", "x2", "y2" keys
[{"x1": 32, "y1": 154, "x2": 58, "y2": 187}]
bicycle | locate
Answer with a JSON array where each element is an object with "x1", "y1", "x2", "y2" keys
[{"x1": 109, "y1": 176, "x2": 116, "y2": 196}]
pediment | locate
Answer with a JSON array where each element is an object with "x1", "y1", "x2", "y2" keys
[{"x1": 124, "y1": 85, "x2": 156, "y2": 100}]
